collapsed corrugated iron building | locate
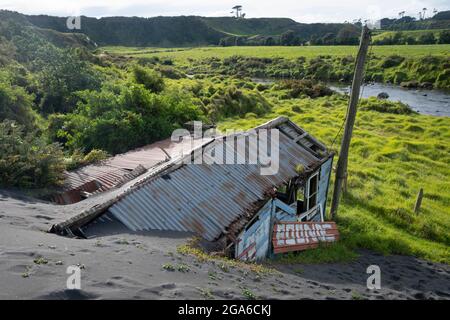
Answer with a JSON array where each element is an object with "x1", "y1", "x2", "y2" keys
[{"x1": 50, "y1": 117, "x2": 334, "y2": 261}]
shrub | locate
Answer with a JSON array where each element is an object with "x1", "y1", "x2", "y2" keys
[
  {"x1": 360, "y1": 98, "x2": 414, "y2": 115},
  {"x1": 0, "y1": 120, "x2": 65, "y2": 188},
  {"x1": 0, "y1": 81, "x2": 38, "y2": 129},
  {"x1": 207, "y1": 86, "x2": 272, "y2": 121},
  {"x1": 156, "y1": 65, "x2": 185, "y2": 79},
  {"x1": 278, "y1": 80, "x2": 333, "y2": 99},
  {"x1": 132, "y1": 65, "x2": 164, "y2": 93},
  {"x1": 380, "y1": 55, "x2": 405, "y2": 68},
  {"x1": 418, "y1": 32, "x2": 436, "y2": 44},
  {"x1": 393, "y1": 71, "x2": 408, "y2": 84},
  {"x1": 437, "y1": 30, "x2": 450, "y2": 44},
  {"x1": 52, "y1": 82, "x2": 202, "y2": 154},
  {"x1": 436, "y1": 69, "x2": 450, "y2": 88}
]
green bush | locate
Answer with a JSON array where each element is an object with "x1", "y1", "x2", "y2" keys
[
  {"x1": 394, "y1": 71, "x2": 408, "y2": 84},
  {"x1": 132, "y1": 65, "x2": 165, "y2": 93},
  {"x1": 51, "y1": 81, "x2": 202, "y2": 154},
  {"x1": 0, "y1": 120, "x2": 65, "y2": 188},
  {"x1": 380, "y1": 55, "x2": 405, "y2": 68},
  {"x1": 360, "y1": 98, "x2": 414, "y2": 115},
  {"x1": 66, "y1": 149, "x2": 109, "y2": 170},
  {"x1": 0, "y1": 80, "x2": 38, "y2": 129},
  {"x1": 278, "y1": 80, "x2": 333, "y2": 99},
  {"x1": 207, "y1": 86, "x2": 272, "y2": 121},
  {"x1": 436, "y1": 69, "x2": 450, "y2": 88}
]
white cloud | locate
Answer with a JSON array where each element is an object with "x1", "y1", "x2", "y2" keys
[{"x1": 0, "y1": 0, "x2": 448, "y2": 22}]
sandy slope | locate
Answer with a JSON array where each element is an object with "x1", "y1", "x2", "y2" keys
[{"x1": 0, "y1": 191, "x2": 449, "y2": 300}]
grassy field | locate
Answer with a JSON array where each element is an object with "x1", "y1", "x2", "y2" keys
[
  {"x1": 217, "y1": 95, "x2": 450, "y2": 264},
  {"x1": 372, "y1": 29, "x2": 447, "y2": 42},
  {"x1": 102, "y1": 45, "x2": 450, "y2": 62}
]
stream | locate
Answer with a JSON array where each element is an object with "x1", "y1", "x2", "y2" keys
[
  {"x1": 252, "y1": 78, "x2": 450, "y2": 117},
  {"x1": 330, "y1": 82, "x2": 450, "y2": 117}
]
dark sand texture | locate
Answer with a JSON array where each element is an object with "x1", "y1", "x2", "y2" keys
[{"x1": 0, "y1": 191, "x2": 449, "y2": 300}]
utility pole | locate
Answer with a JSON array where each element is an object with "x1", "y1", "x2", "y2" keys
[{"x1": 330, "y1": 26, "x2": 371, "y2": 220}]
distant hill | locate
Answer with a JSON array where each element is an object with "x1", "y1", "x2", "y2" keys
[
  {"x1": 0, "y1": 10, "x2": 95, "y2": 49},
  {"x1": 25, "y1": 15, "x2": 225, "y2": 47},
  {"x1": 0, "y1": 10, "x2": 97, "y2": 66},
  {"x1": 23, "y1": 13, "x2": 361, "y2": 47},
  {"x1": 380, "y1": 10, "x2": 450, "y2": 30},
  {"x1": 1, "y1": 9, "x2": 449, "y2": 49}
]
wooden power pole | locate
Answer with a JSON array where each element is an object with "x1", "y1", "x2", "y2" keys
[{"x1": 330, "y1": 26, "x2": 371, "y2": 220}]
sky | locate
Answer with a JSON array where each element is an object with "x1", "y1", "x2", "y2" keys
[{"x1": 0, "y1": 0, "x2": 448, "y2": 23}]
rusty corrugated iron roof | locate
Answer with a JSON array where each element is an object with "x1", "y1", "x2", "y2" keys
[
  {"x1": 53, "y1": 137, "x2": 211, "y2": 204},
  {"x1": 50, "y1": 117, "x2": 331, "y2": 240},
  {"x1": 107, "y1": 117, "x2": 330, "y2": 241}
]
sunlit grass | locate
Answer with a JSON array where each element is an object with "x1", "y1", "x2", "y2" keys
[
  {"x1": 102, "y1": 45, "x2": 450, "y2": 63},
  {"x1": 219, "y1": 94, "x2": 450, "y2": 264}
]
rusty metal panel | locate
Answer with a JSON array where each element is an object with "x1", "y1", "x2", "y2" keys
[
  {"x1": 53, "y1": 137, "x2": 212, "y2": 204},
  {"x1": 273, "y1": 221, "x2": 339, "y2": 254}
]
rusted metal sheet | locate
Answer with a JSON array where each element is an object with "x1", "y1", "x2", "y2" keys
[
  {"x1": 51, "y1": 117, "x2": 333, "y2": 243},
  {"x1": 272, "y1": 221, "x2": 339, "y2": 254},
  {"x1": 53, "y1": 137, "x2": 210, "y2": 204},
  {"x1": 108, "y1": 118, "x2": 330, "y2": 241},
  {"x1": 109, "y1": 125, "x2": 325, "y2": 241}
]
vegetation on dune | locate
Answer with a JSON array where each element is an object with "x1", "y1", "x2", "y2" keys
[
  {"x1": 0, "y1": 120, "x2": 65, "y2": 188},
  {"x1": 20, "y1": 8, "x2": 450, "y2": 47},
  {"x1": 48, "y1": 75, "x2": 202, "y2": 154},
  {"x1": 380, "y1": 11, "x2": 450, "y2": 31}
]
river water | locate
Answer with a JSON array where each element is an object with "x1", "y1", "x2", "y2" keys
[
  {"x1": 252, "y1": 78, "x2": 450, "y2": 117},
  {"x1": 329, "y1": 83, "x2": 450, "y2": 117}
]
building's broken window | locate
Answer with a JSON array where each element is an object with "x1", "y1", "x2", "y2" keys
[
  {"x1": 296, "y1": 186, "x2": 305, "y2": 215},
  {"x1": 307, "y1": 173, "x2": 318, "y2": 210}
]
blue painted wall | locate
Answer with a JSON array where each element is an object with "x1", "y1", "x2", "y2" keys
[{"x1": 235, "y1": 156, "x2": 334, "y2": 261}]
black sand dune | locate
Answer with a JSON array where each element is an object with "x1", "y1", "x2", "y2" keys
[{"x1": 0, "y1": 191, "x2": 449, "y2": 300}]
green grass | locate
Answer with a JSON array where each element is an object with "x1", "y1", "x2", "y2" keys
[
  {"x1": 219, "y1": 94, "x2": 450, "y2": 264},
  {"x1": 372, "y1": 29, "x2": 447, "y2": 42},
  {"x1": 102, "y1": 45, "x2": 450, "y2": 63}
]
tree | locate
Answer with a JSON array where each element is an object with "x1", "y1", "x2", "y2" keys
[
  {"x1": 280, "y1": 30, "x2": 296, "y2": 46},
  {"x1": 34, "y1": 44, "x2": 101, "y2": 114},
  {"x1": 336, "y1": 26, "x2": 360, "y2": 45},
  {"x1": 418, "y1": 32, "x2": 436, "y2": 44},
  {"x1": 437, "y1": 30, "x2": 450, "y2": 44},
  {"x1": 264, "y1": 37, "x2": 276, "y2": 46}
]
